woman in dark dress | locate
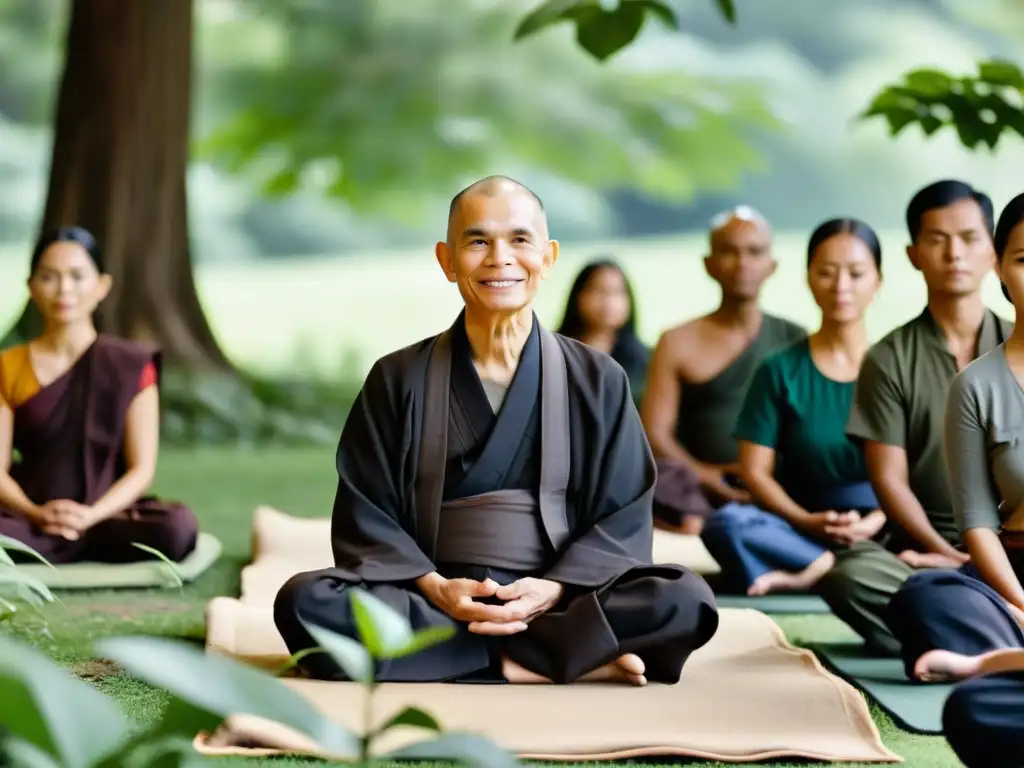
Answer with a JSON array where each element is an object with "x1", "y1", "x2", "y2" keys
[
  {"x1": 557, "y1": 259, "x2": 650, "y2": 402},
  {"x1": 0, "y1": 227, "x2": 198, "y2": 564}
]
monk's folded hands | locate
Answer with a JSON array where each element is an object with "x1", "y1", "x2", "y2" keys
[{"x1": 467, "y1": 577, "x2": 564, "y2": 636}]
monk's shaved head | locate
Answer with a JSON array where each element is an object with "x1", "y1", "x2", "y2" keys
[{"x1": 447, "y1": 175, "x2": 547, "y2": 244}]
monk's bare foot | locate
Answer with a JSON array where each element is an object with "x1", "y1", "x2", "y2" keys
[
  {"x1": 577, "y1": 654, "x2": 647, "y2": 686},
  {"x1": 502, "y1": 657, "x2": 553, "y2": 684},
  {"x1": 747, "y1": 570, "x2": 804, "y2": 596},
  {"x1": 913, "y1": 649, "x2": 981, "y2": 682}
]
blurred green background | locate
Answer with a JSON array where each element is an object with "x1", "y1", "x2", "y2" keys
[{"x1": 0, "y1": 0, "x2": 1021, "y2": 434}]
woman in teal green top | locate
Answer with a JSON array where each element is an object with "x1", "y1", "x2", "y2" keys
[{"x1": 701, "y1": 218, "x2": 887, "y2": 595}]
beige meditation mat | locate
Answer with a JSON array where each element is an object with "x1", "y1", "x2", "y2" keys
[{"x1": 198, "y1": 507, "x2": 898, "y2": 764}]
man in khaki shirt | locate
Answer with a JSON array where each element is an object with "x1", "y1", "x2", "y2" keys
[{"x1": 818, "y1": 180, "x2": 1011, "y2": 654}]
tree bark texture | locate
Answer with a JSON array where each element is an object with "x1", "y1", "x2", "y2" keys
[{"x1": 5, "y1": 0, "x2": 231, "y2": 370}]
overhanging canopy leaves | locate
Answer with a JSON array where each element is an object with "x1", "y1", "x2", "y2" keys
[
  {"x1": 513, "y1": 0, "x2": 735, "y2": 61},
  {"x1": 860, "y1": 59, "x2": 1024, "y2": 150},
  {"x1": 198, "y1": 0, "x2": 774, "y2": 221}
]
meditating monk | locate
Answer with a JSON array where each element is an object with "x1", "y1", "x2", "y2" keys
[
  {"x1": 556, "y1": 259, "x2": 650, "y2": 403},
  {"x1": 883, "y1": 193, "x2": 1024, "y2": 691},
  {"x1": 274, "y1": 176, "x2": 719, "y2": 685},
  {"x1": 701, "y1": 219, "x2": 885, "y2": 596},
  {"x1": 641, "y1": 206, "x2": 805, "y2": 534},
  {"x1": 826, "y1": 180, "x2": 1010, "y2": 655},
  {"x1": 0, "y1": 226, "x2": 198, "y2": 564}
]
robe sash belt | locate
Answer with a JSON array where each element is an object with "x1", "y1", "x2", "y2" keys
[{"x1": 435, "y1": 489, "x2": 546, "y2": 570}]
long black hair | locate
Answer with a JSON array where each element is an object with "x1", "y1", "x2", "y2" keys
[{"x1": 557, "y1": 259, "x2": 649, "y2": 379}]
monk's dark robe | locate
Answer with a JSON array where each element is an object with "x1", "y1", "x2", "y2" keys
[
  {"x1": 0, "y1": 335, "x2": 198, "y2": 564},
  {"x1": 653, "y1": 313, "x2": 806, "y2": 527},
  {"x1": 274, "y1": 312, "x2": 719, "y2": 684}
]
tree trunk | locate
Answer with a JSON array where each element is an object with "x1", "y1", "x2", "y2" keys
[{"x1": 4, "y1": 0, "x2": 231, "y2": 370}]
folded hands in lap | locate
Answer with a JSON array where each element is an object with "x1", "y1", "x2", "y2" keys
[
  {"x1": 33, "y1": 499, "x2": 100, "y2": 540},
  {"x1": 801, "y1": 509, "x2": 881, "y2": 545},
  {"x1": 419, "y1": 575, "x2": 564, "y2": 636}
]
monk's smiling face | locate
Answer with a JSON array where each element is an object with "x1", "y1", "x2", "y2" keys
[
  {"x1": 28, "y1": 241, "x2": 111, "y2": 326},
  {"x1": 436, "y1": 181, "x2": 558, "y2": 316}
]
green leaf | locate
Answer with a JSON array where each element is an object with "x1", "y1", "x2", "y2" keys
[
  {"x1": 385, "y1": 732, "x2": 520, "y2": 768},
  {"x1": 0, "y1": 594, "x2": 17, "y2": 621},
  {"x1": 859, "y1": 60, "x2": 1024, "y2": 152},
  {"x1": 274, "y1": 646, "x2": 326, "y2": 677},
  {"x1": 0, "y1": 634, "x2": 128, "y2": 768},
  {"x1": 378, "y1": 705, "x2": 442, "y2": 734},
  {"x1": 96, "y1": 636, "x2": 358, "y2": 757},
  {"x1": 0, "y1": 565, "x2": 55, "y2": 607},
  {"x1": 0, "y1": 534, "x2": 55, "y2": 569},
  {"x1": 262, "y1": 167, "x2": 301, "y2": 197},
  {"x1": 978, "y1": 59, "x2": 1024, "y2": 88},
  {"x1": 97, "y1": 736, "x2": 206, "y2": 768},
  {"x1": 713, "y1": 0, "x2": 736, "y2": 23},
  {"x1": 575, "y1": 1, "x2": 647, "y2": 61},
  {"x1": 388, "y1": 625, "x2": 456, "y2": 658},
  {"x1": 512, "y1": 0, "x2": 594, "y2": 41},
  {"x1": 643, "y1": 0, "x2": 678, "y2": 28},
  {"x1": 3, "y1": 737, "x2": 63, "y2": 768},
  {"x1": 350, "y1": 588, "x2": 416, "y2": 658},
  {"x1": 903, "y1": 68, "x2": 954, "y2": 97},
  {"x1": 301, "y1": 622, "x2": 373, "y2": 683},
  {"x1": 130, "y1": 542, "x2": 184, "y2": 588}
]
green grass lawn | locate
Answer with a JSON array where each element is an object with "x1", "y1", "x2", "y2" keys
[{"x1": 3, "y1": 448, "x2": 963, "y2": 767}]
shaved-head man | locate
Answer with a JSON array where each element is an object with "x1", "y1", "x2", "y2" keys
[
  {"x1": 274, "y1": 175, "x2": 719, "y2": 686},
  {"x1": 641, "y1": 206, "x2": 806, "y2": 539}
]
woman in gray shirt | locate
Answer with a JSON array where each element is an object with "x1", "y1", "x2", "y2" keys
[{"x1": 886, "y1": 193, "x2": 1024, "y2": 768}]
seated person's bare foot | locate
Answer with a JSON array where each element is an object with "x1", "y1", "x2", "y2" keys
[
  {"x1": 747, "y1": 570, "x2": 804, "y2": 596},
  {"x1": 913, "y1": 649, "x2": 982, "y2": 682},
  {"x1": 576, "y1": 653, "x2": 647, "y2": 686}
]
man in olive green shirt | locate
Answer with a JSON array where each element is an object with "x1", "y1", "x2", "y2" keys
[{"x1": 816, "y1": 180, "x2": 1012, "y2": 655}]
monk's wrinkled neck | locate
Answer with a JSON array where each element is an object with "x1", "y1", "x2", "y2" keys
[
  {"x1": 710, "y1": 294, "x2": 762, "y2": 331},
  {"x1": 463, "y1": 305, "x2": 533, "y2": 378},
  {"x1": 927, "y1": 291, "x2": 987, "y2": 344},
  {"x1": 35, "y1": 317, "x2": 97, "y2": 357}
]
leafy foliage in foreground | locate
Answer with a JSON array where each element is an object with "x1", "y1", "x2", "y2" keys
[{"x1": 0, "y1": 550, "x2": 516, "y2": 768}]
